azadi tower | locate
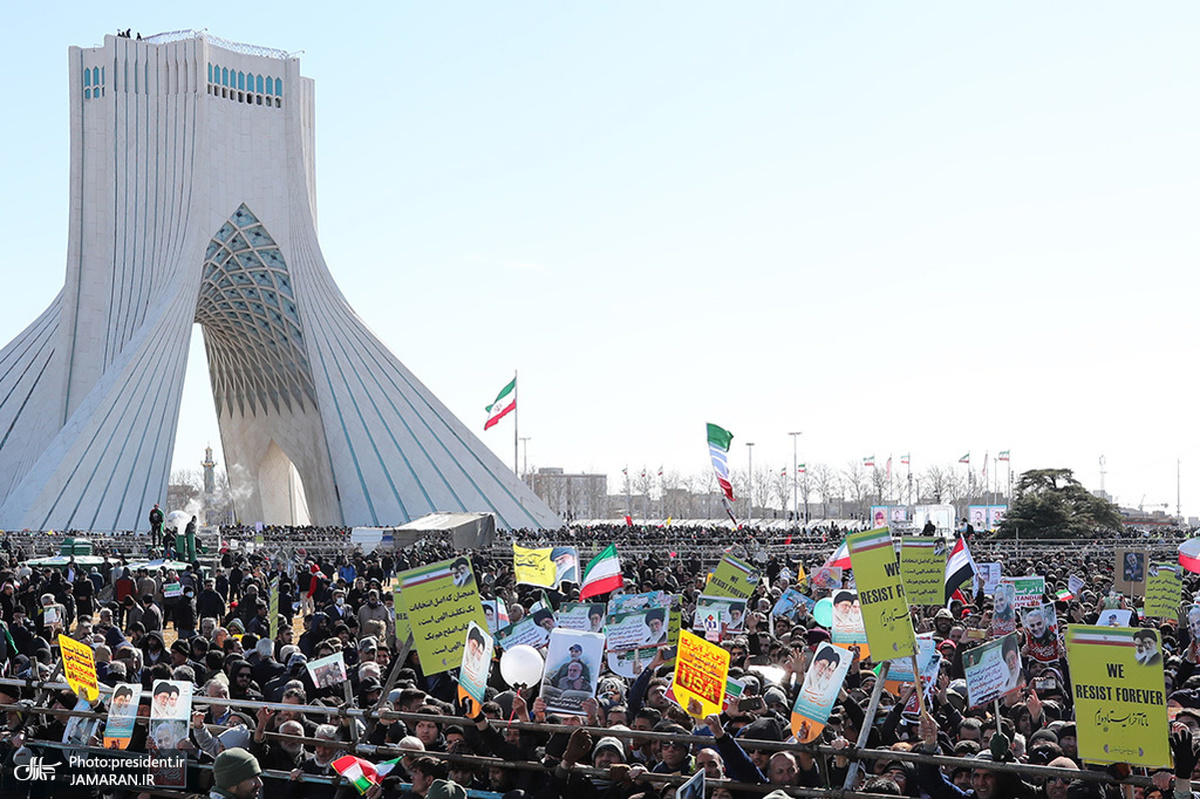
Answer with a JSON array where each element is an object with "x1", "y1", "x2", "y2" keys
[{"x1": 0, "y1": 31, "x2": 560, "y2": 532}]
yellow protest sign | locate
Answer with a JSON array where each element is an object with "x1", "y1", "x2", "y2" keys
[
  {"x1": 1065, "y1": 626, "x2": 1169, "y2": 767},
  {"x1": 1144, "y1": 564, "x2": 1182, "y2": 620},
  {"x1": 58, "y1": 634, "x2": 99, "y2": 701},
  {"x1": 673, "y1": 630, "x2": 730, "y2": 718},
  {"x1": 899, "y1": 537, "x2": 946, "y2": 606},
  {"x1": 393, "y1": 586, "x2": 411, "y2": 645},
  {"x1": 269, "y1": 575, "x2": 280, "y2": 641},
  {"x1": 396, "y1": 557, "x2": 488, "y2": 675},
  {"x1": 846, "y1": 528, "x2": 915, "y2": 660},
  {"x1": 704, "y1": 553, "x2": 760, "y2": 599},
  {"x1": 513, "y1": 544, "x2": 557, "y2": 588}
]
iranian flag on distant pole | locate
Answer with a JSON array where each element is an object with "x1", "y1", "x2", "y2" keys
[
  {"x1": 484, "y1": 377, "x2": 516, "y2": 430},
  {"x1": 707, "y1": 423, "x2": 735, "y2": 501},
  {"x1": 580, "y1": 544, "x2": 623, "y2": 599}
]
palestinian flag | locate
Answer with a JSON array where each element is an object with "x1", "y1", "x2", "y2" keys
[
  {"x1": 707, "y1": 423, "x2": 735, "y2": 501},
  {"x1": 580, "y1": 544, "x2": 623, "y2": 599},
  {"x1": 944, "y1": 536, "x2": 977, "y2": 603},
  {"x1": 333, "y1": 755, "x2": 402, "y2": 794},
  {"x1": 484, "y1": 377, "x2": 516, "y2": 430}
]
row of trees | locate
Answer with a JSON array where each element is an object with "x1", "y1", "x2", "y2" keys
[{"x1": 614, "y1": 460, "x2": 1008, "y2": 520}]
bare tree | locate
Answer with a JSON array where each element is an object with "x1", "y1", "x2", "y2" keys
[
  {"x1": 842, "y1": 460, "x2": 870, "y2": 512},
  {"x1": 922, "y1": 465, "x2": 955, "y2": 503},
  {"x1": 799, "y1": 470, "x2": 814, "y2": 521},
  {"x1": 808, "y1": 463, "x2": 840, "y2": 518},
  {"x1": 870, "y1": 466, "x2": 888, "y2": 504},
  {"x1": 771, "y1": 466, "x2": 791, "y2": 516},
  {"x1": 752, "y1": 467, "x2": 776, "y2": 517}
]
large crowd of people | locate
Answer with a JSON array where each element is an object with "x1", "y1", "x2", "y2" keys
[{"x1": 0, "y1": 521, "x2": 1197, "y2": 799}]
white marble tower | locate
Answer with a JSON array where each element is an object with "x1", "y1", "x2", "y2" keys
[{"x1": 0, "y1": 31, "x2": 560, "y2": 532}]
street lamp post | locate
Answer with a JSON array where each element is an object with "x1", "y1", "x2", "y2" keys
[
  {"x1": 519, "y1": 437, "x2": 531, "y2": 480},
  {"x1": 789, "y1": 432, "x2": 802, "y2": 524},
  {"x1": 746, "y1": 442, "x2": 755, "y2": 525}
]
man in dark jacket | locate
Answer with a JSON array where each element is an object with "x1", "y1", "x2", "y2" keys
[{"x1": 149, "y1": 504, "x2": 164, "y2": 547}]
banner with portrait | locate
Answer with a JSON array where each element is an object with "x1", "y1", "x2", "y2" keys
[
  {"x1": 790, "y1": 643, "x2": 853, "y2": 742},
  {"x1": 540, "y1": 629, "x2": 605, "y2": 716},
  {"x1": 396, "y1": 557, "x2": 488, "y2": 675},
  {"x1": 1066, "y1": 625, "x2": 1168, "y2": 767}
]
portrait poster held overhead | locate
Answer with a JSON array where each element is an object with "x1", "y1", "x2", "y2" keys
[
  {"x1": 882, "y1": 635, "x2": 935, "y2": 696},
  {"x1": 899, "y1": 536, "x2": 947, "y2": 606},
  {"x1": 459, "y1": 622, "x2": 493, "y2": 706},
  {"x1": 990, "y1": 583, "x2": 1017, "y2": 637},
  {"x1": 1001, "y1": 576, "x2": 1046, "y2": 609},
  {"x1": 104, "y1": 683, "x2": 141, "y2": 749},
  {"x1": 673, "y1": 630, "x2": 730, "y2": 719},
  {"x1": 704, "y1": 553, "x2": 761, "y2": 599},
  {"x1": 540, "y1": 629, "x2": 605, "y2": 716},
  {"x1": 1114, "y1": 549, "x2": 1148, "y2": 596},
  {"x1": 148, "y1": 680, "x2": 193, "y2": 788},
  {"x1": 495, "y1": 617, "x2": 550, "y2": 651},
  {"x1": 831, "y1": 589, "x2": 869, "y2": 659},
  {"x1": 847, "y1": 528, "x2": 915, "y2": 660},
  {"x1": 1096, "y1": 608, "x2": 1133, "y2": 627},
  {"x1": 1144, "y1": 563, "x2": 1182, "y2": 620},
  {"x1": 977, "y1": 562, "x2": 1003, "y2": 595},
  {"x1": 694, "y1": 595, "x2": 747, "y2": 635},
  {"x1": 1066, "y1": 625, "x2": 1169, "y2": 767},
  {"x1": 606, "y1": 607, "x2": 671, "y2": 652},
  {"x1": 551, "y1": 546, "x2": 580, "y2": 586},
  {"x1": 58, "y1": 633, "x2": 99, "y2": 702},
  {"x1": 1021, "y1": 602, "x2": 1064, "y2": 664},
  {"x1": 556, "y1": 601, "x2": 607, "y2": 632},
  {"x1": 307, "y1": 651, "x2": 348, "y2": 689},
  {"x1": 790, "y1": 642, "x2": 853, "y2": 742},
  {"x1": 397, "y1": 556, "x2": 489, "y2": 675},
  {"x1": 962, "y1": 633, "x2": 1023, "y2": 708},
  {"x1": 678, "y1": 768, "x2": 705, "y2": 799}
]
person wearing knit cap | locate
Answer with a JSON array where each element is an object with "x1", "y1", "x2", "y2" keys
[
  {"x1": 211, "y1": 746, "x2": 262, "y2": 799},
  {"x1": 426, "y1": 779, "x2": 468, "y2": 799}
]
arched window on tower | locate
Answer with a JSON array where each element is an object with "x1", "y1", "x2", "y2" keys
[
  {"x1": 222, "y1": 67, "x2": 229, "y2": 87},
  {"x1": 275, "y1": 78, "x2": 282, "y2": 97},
  {"x1": 208, "y1": 63, "x2": 213, "y2": 83},
  {"x1": 238, "y1": 71, "x2": 245, "y2": 90},
  {"x1": 256, "y1": 74, "x2": 263, "y2": 93},
  {"x1": 84, "y1": 68, "x2": 91, "y2": 87}
]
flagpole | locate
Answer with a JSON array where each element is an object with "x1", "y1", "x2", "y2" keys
[{"x1": 513, "y1": 370, "x2": 519, "y2": 475}]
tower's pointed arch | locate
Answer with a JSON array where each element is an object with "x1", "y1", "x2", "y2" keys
[{"x1": 0, "y1": 32, "x2": 559, "y2": 531}]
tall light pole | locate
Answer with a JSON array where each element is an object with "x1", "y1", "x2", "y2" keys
[
  {"x1": 789, "y1": 432, "x2": 802, "y2": 524},
  {"x1": 746, "y1": 442, "x2": 755, "y2": 525},
  {"x1": 519, "y1": 437, "x2": 531, "y2": 480}
]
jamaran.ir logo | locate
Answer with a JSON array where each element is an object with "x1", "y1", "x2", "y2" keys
[{"x1": 14, "y1": 756, "x2": 57, "y2": 781}]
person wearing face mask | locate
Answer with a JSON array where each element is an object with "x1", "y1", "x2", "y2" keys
[
  {"x1": 322, "y1": 588, "x2": 351, "y2": 620},
  {"x1": 251, "y1": 706, "x2": 309, "y2": 799},
  {"x1": 174, "y1": 585, "x2": 198, "y2": 639},
  {"x1": 357, "y1": 588, "x2": 390, "y2": 639}
]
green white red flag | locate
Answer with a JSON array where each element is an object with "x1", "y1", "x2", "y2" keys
[
  {"x1": 333, "y1": 755, "x2": 402, "y2": 794},
  {"x1": 484, "y1": 377, "x2": 516, "y2": 430},
  {"x1": 579, "y1": 544, "x2": 623, "y2": 599},
  {"x1": 707, "y1": 423, "x2": 735, "y2": 501}
]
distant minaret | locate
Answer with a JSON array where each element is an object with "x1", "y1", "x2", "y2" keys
[{"x1": 202, "y1": 445, "x2": 217, "y2": 495}]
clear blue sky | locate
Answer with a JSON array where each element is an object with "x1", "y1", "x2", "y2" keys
[{"x1": 2, "y1": 3, "x2": 1197, "y2": 518}]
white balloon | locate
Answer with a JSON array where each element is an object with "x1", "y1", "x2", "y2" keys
[{"x1": 499, "y1": 644, "x2": 544, "y2": 688}]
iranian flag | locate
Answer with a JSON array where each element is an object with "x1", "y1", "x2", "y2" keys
[
  {"x1": 707, "y1": 423, "x2": 735, "y2": 501},
  {"x1": 580, "y1": 544, "x2": 623, "y2": 599},
  {"x1": 333, "y1": 755, "x2": 402, "y2": 794},
  {"x1": 484, "y1": 377, "x2": 516, "y2": 430}
]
